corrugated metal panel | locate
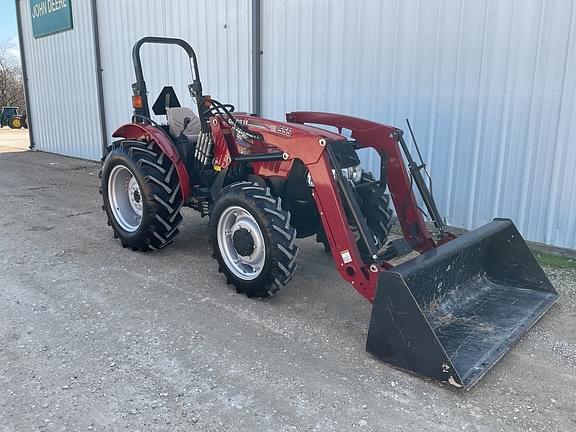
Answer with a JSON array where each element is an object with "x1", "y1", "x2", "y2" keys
[
  {"x1": 18, "y1": 0, "x2": 103, "y2": 160},
  {"x1": 261, "y1": 0, "x2": 576, "y2": 250},
  {"x1": 96, "y1": 0, "x2": 252, "y2": 142}
]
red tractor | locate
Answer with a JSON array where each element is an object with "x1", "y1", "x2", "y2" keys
[{"x1": 100, "y1": 37, "x2": 558, "y2": 389}]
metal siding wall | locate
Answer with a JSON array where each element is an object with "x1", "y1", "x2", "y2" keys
[
  {"x1": 96, "y1": 0, "x2": 252, "y2": 142},
  {"x1": 261, "y1": 0, "x2": 576, "y2": 250},
  {"x1": 18, "y1": 0, "x2": 103, "y2": 160}
]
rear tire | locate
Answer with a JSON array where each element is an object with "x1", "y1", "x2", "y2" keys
[
  {"x1": 100, "y1": 140, "x2": 183, "y2": 251},
  {"x1": 209, "y1": 182, "x2": 299, "y2": 297},
  {"x1": 8, "y1": 116, "x2": 22, "y2": 129}
]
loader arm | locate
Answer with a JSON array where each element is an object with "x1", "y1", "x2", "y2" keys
[
  {"x1": 229, "y1": 114, "x2": 380, "y2": 300},
  {"x1": 228, "y1": 112, "x2": 450, "y2": 302},
  {"x1": 286, "y1": 111, "x2": 443, "y2": 253}
]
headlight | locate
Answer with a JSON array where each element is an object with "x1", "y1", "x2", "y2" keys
[
  {"x1": 341, "y1": 165, "x2": 363, "y2": 183},
  {"x1": 306, "y1": 165, "x2": 363, "y2": 187}
]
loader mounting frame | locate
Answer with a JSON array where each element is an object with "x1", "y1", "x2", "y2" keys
[{"x1": 214, "y1": 111, "x2": 453, "y2": 302}]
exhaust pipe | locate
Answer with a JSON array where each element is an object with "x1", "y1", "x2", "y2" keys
[{"x1": 366, "y1": 219, "x2": 558, "y2": 389}]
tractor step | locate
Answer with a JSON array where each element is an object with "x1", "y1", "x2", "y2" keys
[
  {"x1": 366, "y1": 219, "x2": 559, "y2": 389},
  {"x1": 186, "y1": 188, "x2": 212, "y2": 217}
]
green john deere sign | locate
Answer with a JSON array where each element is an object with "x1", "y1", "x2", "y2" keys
[{"x1": 30, "y1": 0, "x2": 73, "y2": 38}]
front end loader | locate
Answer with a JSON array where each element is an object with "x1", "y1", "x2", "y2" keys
[{"x1": 100, "y1": 37, "x2": 558, "y2": 389}]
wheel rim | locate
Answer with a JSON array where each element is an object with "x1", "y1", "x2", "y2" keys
[
  {"x1": 12, "y1": 118, "x2": 21, "y2": 128},
  {"x1": 217, "y1": 206, "x2": 266, "y2": 281},
  {"x1": 108, "y1": 165, "x2": 143, "y2": 232}
]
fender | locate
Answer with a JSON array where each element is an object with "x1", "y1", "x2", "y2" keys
[{"x1": 112, "y1": 123, "x2": 191, "y2": 200}]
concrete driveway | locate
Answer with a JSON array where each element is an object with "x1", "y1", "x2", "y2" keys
[
  {"x1": 0, "y1": 147, "x2": 575, "y2": 431},
  {"x1": 0, "y1": 127, "x2": 30, "y2": 153}
]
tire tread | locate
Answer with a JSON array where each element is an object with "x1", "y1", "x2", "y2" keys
[
  {"x1": 209, "y1": 182, "x2": 299, "y2": 297},
  {"x1": 100, "y1": 140, "x2": 183, "y2": 251}
]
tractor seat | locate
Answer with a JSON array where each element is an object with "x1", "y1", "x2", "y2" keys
[{"x1": 167, "y1": 107, "x2": 202, "y2": 142}]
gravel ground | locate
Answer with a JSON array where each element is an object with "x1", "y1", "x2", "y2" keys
[{"x1": 0, "y1": 145, "x2": 575, "y2": 431}]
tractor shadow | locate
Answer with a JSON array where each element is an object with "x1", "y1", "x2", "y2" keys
[{"x1": 170, "y1": 207, "x2": 373, "y2": 336}]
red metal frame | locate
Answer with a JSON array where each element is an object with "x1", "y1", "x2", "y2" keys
[
  {"x1": 112, "y1": 123, "x2": 191, "y2": 200},
  {"x1": 223, "y1": 112, "x2": 445, "y2": 302},
  {"x1": 112, "y1": 112, "x2": 446, "y2": 302},
  {"x1": 229, "y1": 114, "x2": 378, "y2": 298},
  {"x1": 286, "y1": 112, "x2": 437, "y2": 252}
]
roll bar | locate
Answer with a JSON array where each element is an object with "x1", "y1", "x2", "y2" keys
[{"x1": 131, "y1": 37, "x2": 204, "y2": 121}]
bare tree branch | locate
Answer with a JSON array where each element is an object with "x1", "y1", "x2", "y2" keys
[{"x1": 0, "y1": 39, "x2": 25, "y2": 110}]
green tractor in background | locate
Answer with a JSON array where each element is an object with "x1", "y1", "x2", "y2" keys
[{"x1": 0, "y1": 107, "x2": 27, "y2": 129}]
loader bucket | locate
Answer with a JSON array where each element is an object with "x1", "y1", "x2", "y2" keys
[{"x1": 366, "y1": 219, "x2": 558, "y2": 389}]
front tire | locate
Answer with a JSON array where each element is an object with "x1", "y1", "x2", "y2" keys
[
  {"x1": 353, "y1": 175, "x2": 394, "y2": 257},
  {"x1": 209, "y1": 182, "x2": 299, "y2": 297},
  {"x1": 101, "y1": 140, "x2": 183, "y2": 251}
]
